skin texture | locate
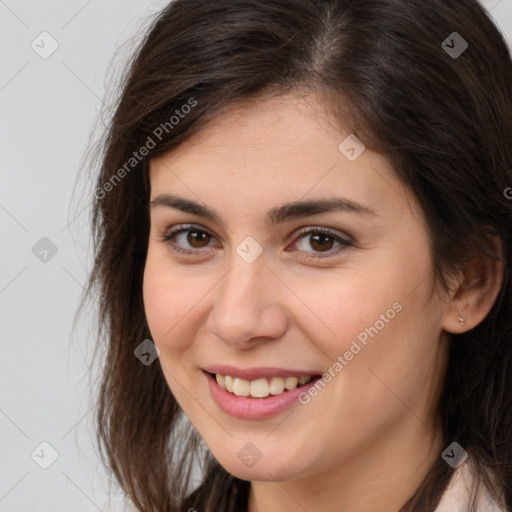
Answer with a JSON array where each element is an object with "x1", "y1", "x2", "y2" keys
[{"x1": 142, "y1": 93, "x2": 501, "y2": 512}]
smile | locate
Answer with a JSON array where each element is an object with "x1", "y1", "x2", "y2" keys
[
  {"x1": 202, "y1": 366, "x2": 322, "y2": 419},
  {"x1": 214, "y1": 373, "x2": 313, "y2": 398}
]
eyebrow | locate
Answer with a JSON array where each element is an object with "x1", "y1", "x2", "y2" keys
[{"x1": 149, "y1": 194, "x2": 377, "y2": 227}]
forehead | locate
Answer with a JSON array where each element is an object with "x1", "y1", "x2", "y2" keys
[{"x1": 148, "y1": 94, "x2": 411, "y2": 222}]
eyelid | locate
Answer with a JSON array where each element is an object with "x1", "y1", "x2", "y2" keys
[{"x1": 159, "y1": 223, "x2": 354, "y2": 257}]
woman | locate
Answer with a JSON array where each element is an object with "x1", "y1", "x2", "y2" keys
[{"x1": 83, "y1": 0, "x2": 512, "y2": 510}]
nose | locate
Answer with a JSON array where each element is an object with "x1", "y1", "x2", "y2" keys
[{"x1": 207, "y1": 258, "x2": 289, "y2": 350}]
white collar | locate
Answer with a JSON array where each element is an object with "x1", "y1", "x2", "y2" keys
[{"x1": 434, "y1": 460, "x2": 506, "y2": 512}]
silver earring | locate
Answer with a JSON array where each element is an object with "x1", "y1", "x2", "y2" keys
[{"x1": 457, "y1": 315, "x2": 465, "y2": 326}]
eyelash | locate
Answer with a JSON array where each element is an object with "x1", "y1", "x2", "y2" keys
[{"x1": 159, "y1": 224, "x2": 354, "y2": 259}]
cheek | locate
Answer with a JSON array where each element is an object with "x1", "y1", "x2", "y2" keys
[
  {"x1": 142, "y1": 249, "x2": 215, "y2": 361},
  {"x1": 142, "y1": 251, "x2": 191, "y2": 353},
  {"x1": 294, "y1": 268, "x2": 406, "y2": 353},
  {"x1": 143, "y1": 267, "x2": 170, "y2": 341},
  {"x1": 142, "y1": 257, "x2": 201, "y2": 407},
  {"x1": 305, "y1": 248, "x2": 439, "y2": 389}
]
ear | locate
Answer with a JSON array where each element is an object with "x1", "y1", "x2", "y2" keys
[{"x1": 442, "y1": 235, "x2": 504, "y2": 334}]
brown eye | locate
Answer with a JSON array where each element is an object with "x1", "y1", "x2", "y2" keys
[
  {"x1": 309, "y1": 233, "x2": 336, "y2": 252},
  {"x1": 185, "y1": 229, "x2": 211, "y2": 248},
  {"x1": 161, "y1": 225, "x2": 216, "y2": 255},
  {"x1": 290, "y1": 227, "x2": 353, "y2": 258}
]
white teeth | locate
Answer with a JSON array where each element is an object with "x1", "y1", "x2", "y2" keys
[
  {"x1": 269, "y1": 376, "x2": 285, "y2": 395},
  {"x1": 232, "y1": 377, "x2": 250, "y2": 396},
  {"x1": 214, "y1": 373, "x2": 314, "y2": 398},
  {"x1": 250, "y1": 378, "x2": 270, "y2": 398},
  {"x1": 284, "y1": 376, "x2": 298, "y2": 390},
  {"x1": 224, "y1": 375, "x2": 234, "y2": 393}
]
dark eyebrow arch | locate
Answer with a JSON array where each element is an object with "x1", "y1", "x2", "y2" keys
[{"x1": 149, "y1": 194, "x2": 377, "y2": 227}]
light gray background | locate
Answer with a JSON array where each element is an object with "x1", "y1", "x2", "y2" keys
[{"x1": 1, "y1": 0, "x2": 511, "y2": 510}]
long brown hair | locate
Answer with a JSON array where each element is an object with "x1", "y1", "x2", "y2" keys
[{"x1": 80, "y1": 0, "x2": 512, "y2": 510}]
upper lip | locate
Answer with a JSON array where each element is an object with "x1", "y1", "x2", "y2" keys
[{"x1": 202, "y1": 364, "x2": 320, "y2": 381}]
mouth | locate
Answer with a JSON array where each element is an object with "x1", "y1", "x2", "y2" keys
[
  {"x1": 202, "y1": 366, "x2": 322, "y2": 420},
  {"x1": 206, "y1": 371, "x2": 319, "y2": 399}
]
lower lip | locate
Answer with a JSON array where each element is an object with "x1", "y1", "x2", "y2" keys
[{"x1": 204, "y1": 372, "x2": 320, "y2": 420}]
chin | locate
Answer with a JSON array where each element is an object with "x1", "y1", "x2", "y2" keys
[{"x1": 212, "y1": 449, "x2": 305, "y2": 482}]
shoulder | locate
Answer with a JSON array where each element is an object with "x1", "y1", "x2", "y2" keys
[{"x1": 434, "y1": 459, "x2": 507, "y2": 512}]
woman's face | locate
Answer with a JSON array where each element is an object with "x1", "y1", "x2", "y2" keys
[{"x1": 143, "y1": 93, "x2": 449, "y2": 483}]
